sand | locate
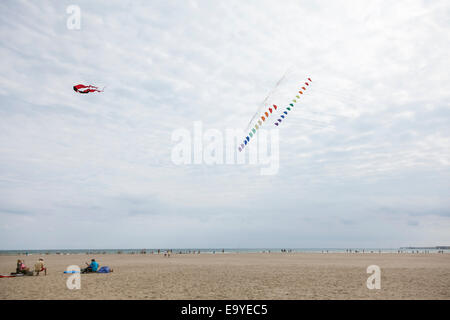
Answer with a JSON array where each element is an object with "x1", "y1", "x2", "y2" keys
[{"x1": 0, "y1": 252, "x2": 449, "y2": 299}]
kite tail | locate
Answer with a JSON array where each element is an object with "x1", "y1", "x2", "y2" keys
[{"x1": 91, "y1": 86, "x2": 105, "y2": 93}]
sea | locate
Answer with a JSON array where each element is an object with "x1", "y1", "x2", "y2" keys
[{"x1": 0, "y1": 247, "x2": 448, "y2": 255}]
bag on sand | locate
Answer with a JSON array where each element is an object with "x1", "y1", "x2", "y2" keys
[{"x1": 97, "y1": 266, "x2": 110, "y2": 273}]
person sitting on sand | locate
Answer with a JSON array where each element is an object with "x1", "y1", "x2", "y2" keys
[
  {"x1": 34, "y1": 258, "x2": 47, "y2": 276},
  {"x1": 17, "y1": 260, "x2": 29, "y2": 274},
  {"x1": 16, "y1": 260, "x2": 22, "y2": 274},
  {"x1": 16, "y1": 259, "x2": 33, "y2": 275},
  {"x1": 82, "y1": 259, "x2": 99, "y2": 273}
]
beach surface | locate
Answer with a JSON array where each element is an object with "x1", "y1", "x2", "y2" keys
[{"x1": 1, "y1": 253, "x2": 449, "y2": 299}]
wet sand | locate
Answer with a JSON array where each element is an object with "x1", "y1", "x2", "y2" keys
[{"x1": 0, "y1": 252, "x2": 449, "y2": 299}]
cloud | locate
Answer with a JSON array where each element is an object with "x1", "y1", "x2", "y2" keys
[{"x1": 0, "y1": 0, "x2": 449, "y2": 249}]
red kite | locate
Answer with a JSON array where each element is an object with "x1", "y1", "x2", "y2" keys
[{"x1": 73, "y1": 84, "x2": 103, "y2": 94}]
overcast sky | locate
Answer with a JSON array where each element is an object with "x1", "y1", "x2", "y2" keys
[{"x1": 0, "y1": 0, "x2": 449, "y2": 250}]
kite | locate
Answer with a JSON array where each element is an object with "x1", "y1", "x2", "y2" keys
[
  {"x1": 274, "y1": 77, "x2": 312, "y2": 127},
  {"x1": 238, "y1": 75, "x2": 313, "y2": 151},
  {"x1": 73, "y1": 84, "x2": 104, "y2": 94}
]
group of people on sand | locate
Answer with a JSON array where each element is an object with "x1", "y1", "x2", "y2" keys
[
  {"x1": 12, "y1": 258, "x2": 112, "y2": 276},
  {"x1": 15, "y1": 258, "x2": 47, "y2": 276}
]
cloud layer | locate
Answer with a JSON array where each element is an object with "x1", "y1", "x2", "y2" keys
[{"x1": 0, "y1": 0, "x2": 449, "y2": 249}]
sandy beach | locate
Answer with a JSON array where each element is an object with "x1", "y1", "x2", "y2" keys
[{"x1": 0, "y1": 252, "x2": 449, "y2": 300}]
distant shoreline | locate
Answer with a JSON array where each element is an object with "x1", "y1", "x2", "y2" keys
[
  {"x1": 400, "y1": 246, "x2": 450, "y2": 249},
  {"x1": 1, "y1": 247, "x2": 449, "y2": 256}
]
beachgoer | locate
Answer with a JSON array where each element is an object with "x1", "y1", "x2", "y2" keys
[
  {"x1": 18, "y1": 260, "x2": 29, "y2": 273},
  {"x1": 16, "y1": 259, "x2": 32, "y2": 275},
  {"x1": 16, "y1": 260, "x2": 22, "y2": 274},
  {"x1": 34, "y1": 258, "x2": 47, "y2": 276},
  {"x1": 82, "y1": 259, "x2": 99, "y2": 273}
]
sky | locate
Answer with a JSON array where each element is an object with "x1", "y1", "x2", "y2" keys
[{"x1": 0, "y1": 0, "x2": 449, "y2": 250}]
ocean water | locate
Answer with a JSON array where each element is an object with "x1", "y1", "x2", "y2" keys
[{"x1": 0, "y1": 247, "x2": 448, "y2": 255}]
